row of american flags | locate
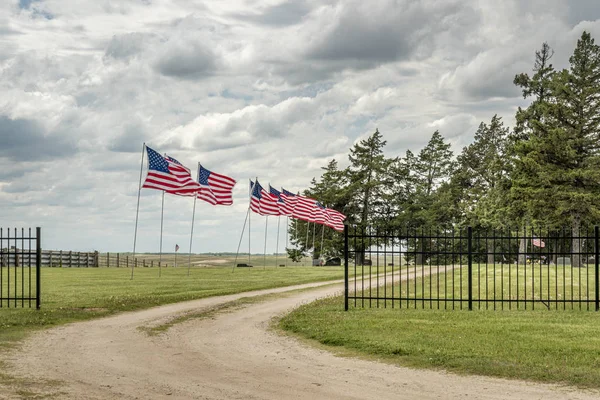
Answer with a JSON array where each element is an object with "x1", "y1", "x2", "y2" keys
[{"x1": 141, "y1": 145, "x2": 346, "y2": 231}]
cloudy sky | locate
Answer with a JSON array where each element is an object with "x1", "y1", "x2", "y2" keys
[{"x1": 1, "y1": 0, "x2": 599, "y2": 254}]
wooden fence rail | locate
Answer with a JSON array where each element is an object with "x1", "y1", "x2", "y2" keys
[{"x1": 0, "y1": 250, "x2": 171, "y2": 268}]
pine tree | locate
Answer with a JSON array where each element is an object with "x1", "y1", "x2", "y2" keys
[
  {"x1": 457, "y1": 115, "x2": 510, "y2": 263},
  {"x1": 511, "y1": 32, "x2": 600, "y2": 267},
  {"x1": 402, "y1": 131, "x2": 455, "y2": 264}
]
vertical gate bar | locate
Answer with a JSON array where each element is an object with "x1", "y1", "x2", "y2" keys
[
  {"x1": 421, "y1": 227, "x2": 425, "y2": 309},
  {"x1": 586, "y1": 228, "x2": 590, "y2": 311},
  {"x1": 460, "y1": 227, "x2": 463, "y2": 310},
  {"x1": 484, "y1": 229, "x2": 487, "y2": 310},
  {"x1": 1, "y1": 228, "x2": 3, "y2": 308},
  {"x1": 414, "y1": 228, "x2": 418, "y2": 309},
  {"x1": 361, "y1": 226, "x2": 365, "y2": 308},
  {"x1": 436, "y1": 228, "x2": 440, "y2": 310},
  {"x1": 376, "y1": 227, "x2": 379, "y2": 308},
  {"x1": 444, "y1": 228, "x2": 448, "y2": 310},
  {"x1": 493, "y1": 228, "x2": 496, "y2": 310},
  {"x1": 383, "y1": 229, "x2": 387, "y2": 308},
  {"x1": 562, "y1": 227, "x2": 566, "y2": 310},
  {"x1": 344, "y1": 224, "x2": 348, "y2": 311},
  {"x1": 548, "y1": 228, "x2": 552, "y2": 309},
  {"x1": 452, "y1": 226, "x2": 454, "y2": 310},
  {"x1": 7, "y1": 228, "x2": 10, "y2": 308},
  {"x1": 531, "y1": 226, "x2": 534, "y2": 311},
  {"x1": 524, "y1": 227, "x2": 527, "y2": 310},
  {"x1": 517, "y1": 228, "x2": 520, "y2": 310},
  {"x1": 36, "y1": 227, "x2": 41, "y2": 310},
  {"x1": 28, "y1": 228, "x2": 32, "y2": 308},
  {"x1": 571, "y1": 226, "x2": 574, "y2": 310},
  {"x1": 21, "y1": 228, "x2": 24, "y2": 307},
  {"x1": 390, "y1": 229, "x2": 394, "y2": 309},
  {"x1": 594, "y1": 225, "x2": 600, "y2": 311},
  {"x1": 14, "y1": 228, "x2": 17, "y2": 308},
  {"x1": 468, "y1": 226, "x2": 473, "y2": 311},
  {"x1": 353, "y1": 226, "x2": 357, "y2": 307},
  {"x1": 369, "y1": 226, "x2": 372, "y2": 308},
  {"x1": 478, "y1": 230, "x2": 481, "y2": 309}
]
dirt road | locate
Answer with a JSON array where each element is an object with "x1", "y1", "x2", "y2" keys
[{"x1": 5, "y1": 274, "x2": 599, "y2": 400}]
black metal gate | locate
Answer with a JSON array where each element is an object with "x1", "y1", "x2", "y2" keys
[
  {"x1": 1, "y1": 227, "x2": 41, "y2": 309},
  {"x1": 344, "y1": 225, "x2": 600, "y2": 311}
]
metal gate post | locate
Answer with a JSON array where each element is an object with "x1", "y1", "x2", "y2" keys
[
  {"x1": 595, "y1": 226, "x2": 599, "y2": 312},
  {"x1": 344, "y1": 223, "x2": 349, "y2": 311},
  {"x1": 468, "y1": 226, "x2": 473, "y2": 311},
  {"x1": 36, "y1": 227, "x2": 41, "y2": 310}
]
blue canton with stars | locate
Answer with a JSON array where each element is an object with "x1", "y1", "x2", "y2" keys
[
  {"x1": 146, "y1": 146, "x2": 169, "y2": 172},
  {"x1": 252, "y1": 180, "x2": 264, "y2": 199},
  {"x1": 269, "y1": 186, "x2": 281, "y2": 198},
  {"x1": 282, "y1": 188, "x2": 296, "y2": 197},
  {"x1": 198, "y1": 165, "x2": 211, "y2": 185}
]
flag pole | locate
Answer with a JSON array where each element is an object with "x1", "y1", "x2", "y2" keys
[
  {"x1": 263, "y1": 215, "x2": 269, "y2": 270},
  {"x1": 175, "y1": 248, "x2": 178, "y2": 268},
  {"x1": 304, "y1": 221, "x2": 311, "y2": 266},
  {"x1": 285, "y1": 216, "x2": 289, "y2": 267},
  {"x1": 232, "y1": 207, "x2": 250, "y2": 272},
  {"x1": 187, "y1": 163, "x2": 202, "y2": 277},
  {"x1": 131, "y1": 143, "x2": 145, "y2": 280},
  {"x1": 285, "y1": 217, "x2": 290, "y2": 267},
  {"x1": 312, "y1": 221, "x2": 317, "y2": 265},
  {"x1": 187, "y1": 195, "x2": 197, "y2": 277},
  {"x1": 250, "y1": 178, "x2": 255, "y2": 265},
  {"x1": 319, "y1": 223, "x2": 325, "y2": 264},
  {"x1": 158, "y1": 190, "x2": 165, "y2": 277},
  {"x1": 275, "y1": 215, "x2": 281, "y2": 268}
]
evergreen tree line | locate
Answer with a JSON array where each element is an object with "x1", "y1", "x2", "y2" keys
[{"x1": 289, "y1": 32, "x2": 600, "y2": 267}]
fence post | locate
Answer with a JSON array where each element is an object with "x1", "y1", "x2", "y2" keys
[
  {"x1": 468, "y1": 226, "x2": 473, "y2": 311},
  {"x1": 107, "y1": 252, "x2": 110, "y2": 268},
  {"x1": 344, "y1": 223, "x2": 349, "y2": 311},
  {"x1": 60, "y1": 250, "x2": 63, "y2": 267},
  {"x1": 86, "y1": 252, "x2": 89, "y2": 268},
  {"x1": 49, "y1": 250, "x2": 53, "y2": 268},
  {"x1": 126, "y1": 255, "x2": 129, "y2": 269},
  {"x1": 36, "y1": 227, "x2": 41, "y2": 310},
  {"x1": 69, "y1": 251, "x2": 72, "y2": 268},
  {"x1": 117, "y1": 253, "x2": 120, "y2": 268},
  {"x1": 594, "y1": 225, "x2": 600, "y2": 311}
]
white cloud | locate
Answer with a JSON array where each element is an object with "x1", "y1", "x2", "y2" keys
[{"x1": 0, "y1": 0, "x2": 598, "y2": 252}]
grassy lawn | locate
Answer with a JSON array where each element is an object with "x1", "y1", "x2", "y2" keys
[
  {"x1": 280, "y1": 263, "x2": 600, "y2": 388},
  {"x1": 0, "y1": 261, "x2": 346, "y2": 350}
]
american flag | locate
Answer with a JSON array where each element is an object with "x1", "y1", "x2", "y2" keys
[
  {"x1": 292, "y1": 195, "x2": 318, "y2": 222},
  {"x1": 325, "y1": 208, "x2": 346, "y2": 232},
  {"x1": 280, "y1": 188, "x2": 297, "y2": 215},
  {"x1": 250, "y1": 180, "x2": 280, "y2": 216},
  {"x1": 197, "y1": 164, "x2": 236, "y2": 206},
  {"x1": 532, "y1": 236, "x2": 546, "y2": 248},
  {"x1": 175, "y1": 244, "x2": 180, "y2": 252},
  {"x1": 312, "y1": 201, "x2": 328, "y2": 224},
  {"x1": 142, "y1": 147, "x2": 201, "y2": 196},
  {"x1": 269, "y1": 185, "x2": 292, "y2": 216}
]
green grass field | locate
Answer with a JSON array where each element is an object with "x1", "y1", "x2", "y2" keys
[{"x1": 280, "y1": 263, "x2": 600, "y2": 388}]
